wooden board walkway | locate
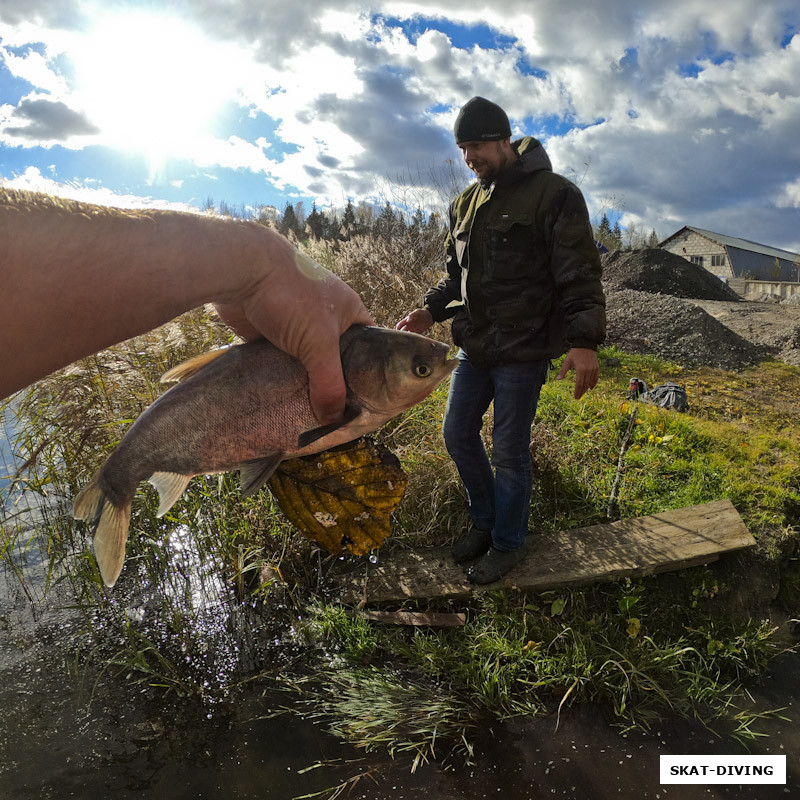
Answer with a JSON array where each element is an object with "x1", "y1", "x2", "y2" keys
[{"x1": 336, "y1": 499, "x2": 755, "y2": 605}]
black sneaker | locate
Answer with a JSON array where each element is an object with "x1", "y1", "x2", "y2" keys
[
  {"x1": 467, "y1": 546, "x2": 525, "y2": 585},
  {"x1": 450, "y1": 525, "x2": 493, "y2": 564}
]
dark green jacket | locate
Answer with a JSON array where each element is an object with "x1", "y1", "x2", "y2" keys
[{"x1": 424, "y1": 137, "x2": 606, "y2": 367}]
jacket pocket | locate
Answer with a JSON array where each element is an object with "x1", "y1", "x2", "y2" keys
[{"x1": 485, "y1": 214, "x2": 535, "y2": 279}]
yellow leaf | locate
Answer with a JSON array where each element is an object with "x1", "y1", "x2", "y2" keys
[
  {"x1": 522, "y1": 640, "x2": 541, "y2": 651},
  {"x1": 626, "y1": 617, "x2": 641, "y2": 638},
  {"x1": 268, "y1": 437, "x2": 408, "y2": 556}
]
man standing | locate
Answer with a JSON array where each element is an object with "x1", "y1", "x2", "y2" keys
[{"x1": 397, "y1": 96, "x2": 605, "y2": 584}]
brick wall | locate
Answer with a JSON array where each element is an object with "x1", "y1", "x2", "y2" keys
[{"x1": 662, "y1": 231, "x2": 735, "y2": 279}]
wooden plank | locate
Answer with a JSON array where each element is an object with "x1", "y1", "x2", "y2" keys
[
  {"x1": 336, "y1": 499, "x2": 755, "y2": 604},
  {"x1": 357, "y1": 611, "x2": 467, "y2": 627}
]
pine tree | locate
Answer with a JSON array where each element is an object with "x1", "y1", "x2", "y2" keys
[
  {"x1": 340, "y1": 200, "x2": 357, "y2": 239},
  {"x1": 647, "y1": 229, "x2": 660, "y2": 248},
  {"x1": 595, "y1": 213, "x2": 622, "y2": 251},
  {"x1": 305, "y1": 202, "x2": 325, "y2": 239},
  {"x1": 324, "y1": 212, "x2": 340, "y2": 240},
  {"x1": 409, "y1": 206, "x2": 426, "y2": 237},
  {"x1": 279, "y1": 202, "x2": 301, "y2": 238},
  {"x1": 374, "y1": 201, "x2": 398, "y2": 240},
  {"x1": 611, "y1": 221, "x2": 623, "y2": 251},
  {"x1": 596, "y1": 213, "x2": 612, "y2": 249}
]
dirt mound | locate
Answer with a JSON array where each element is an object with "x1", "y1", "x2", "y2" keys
[
  {"x1": 602, "y1": 248, "x2": 741, "y2": 301},
  {"x1": 605, "y1": 290, "x2": 768, "y2": 370}
]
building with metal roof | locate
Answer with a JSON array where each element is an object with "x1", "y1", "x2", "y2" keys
[{"x1": 659, "y1": 226, "x2": 800, "y2": 283}]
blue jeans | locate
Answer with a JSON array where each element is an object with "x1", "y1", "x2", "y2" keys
[{"x1": 443, "y1": 351, "x2": 549, "y2": 552}]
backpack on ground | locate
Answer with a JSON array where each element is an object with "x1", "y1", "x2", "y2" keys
[{"x1": 640, "y1": 381, "x2": 689, "y2": 412}]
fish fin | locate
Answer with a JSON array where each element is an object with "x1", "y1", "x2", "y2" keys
[
  {"x1": 148, "y1": 472, "x2": 193, "y2": 517},
  {"x1": 160, "y1": 347, "x2": 231, "y2": 383},
  {"x1": 74, "y1": 475, "x2": 131, "y2": 589},
  {"x1": 296, "y1": 404, "x2": 362, "y2": 449},
  {"x1": 73, "y1": 474, "x2": 105, "y2": 522},
  {"x1": 239, "y1": 453, "x2": 285, "y2": 497}
]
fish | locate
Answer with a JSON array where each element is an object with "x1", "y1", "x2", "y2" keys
[{"x1": 73, "y1": 325, "x2": 456, "y2": 587}]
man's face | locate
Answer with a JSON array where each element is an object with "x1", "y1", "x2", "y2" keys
[{"x1": 458, "y1": 139, "x2": 514, "y2": 181}]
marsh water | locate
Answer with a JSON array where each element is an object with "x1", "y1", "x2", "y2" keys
[{"x1": 2, "y1": 416, "x2": 799, "y2": 799}]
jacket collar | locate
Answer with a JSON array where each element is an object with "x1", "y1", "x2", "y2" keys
[{"x1": 481, "y1": 136, "x2": 553, "y2": 189}]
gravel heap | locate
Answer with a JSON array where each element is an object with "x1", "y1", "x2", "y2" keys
[
  {"x1": 604, "y1": 290, "x2": 769, "y2": 370},
  {"x1": 602, "y1": 248, "x2": 742, "y2": 301},
  {"x1": 601, "y1": 249, "x2": 768, "y2": 369}
]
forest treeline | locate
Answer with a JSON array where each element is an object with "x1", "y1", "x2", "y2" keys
[{"x1": 203, "y1": 195, "x2": 662, "y2": 253}]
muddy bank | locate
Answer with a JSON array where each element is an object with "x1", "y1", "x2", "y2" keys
[{"x1": 2, "y1": 610, "x2": 797, "y2": 799}]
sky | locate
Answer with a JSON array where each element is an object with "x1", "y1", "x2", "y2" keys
[{"x1": 1, "y1": 0, "x2": 799, "y2": 251}]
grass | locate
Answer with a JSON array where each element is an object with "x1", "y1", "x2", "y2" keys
[
  {"x1": 300, "y1": 579, "x2": 781, "y2": 749},
  {"x1": 3, "y1": 239, "x2": 800, "y2": 775}
]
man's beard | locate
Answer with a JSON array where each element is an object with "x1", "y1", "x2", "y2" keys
[{"x1": 470, "y1": 161, "x2": 499, "y2": 181}]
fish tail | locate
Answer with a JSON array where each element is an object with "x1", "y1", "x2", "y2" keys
[{"x1": 73, "y1": 474, "x2": 132, "y2": 589}]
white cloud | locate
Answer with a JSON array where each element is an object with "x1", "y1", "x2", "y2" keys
[
  {"x1": 1, "y1": 166, "x2": 196, "y2": 211},
  {"x1": 777, "y1": 177, "x2": 800, "y2": 209},
  {"x1": 1, "y1": 0, "x2": 798, "y2": 249},
  {"x1": 0, "y1": 46, "x2": 66, "y2": 94}
]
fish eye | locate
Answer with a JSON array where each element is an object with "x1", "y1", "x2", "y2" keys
[{"x1": 414, "y1": 363, "x2": 432, "y2": 378}]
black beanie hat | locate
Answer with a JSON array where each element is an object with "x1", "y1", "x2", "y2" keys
[{"x1": 454, "y1": 96, "x2": 512, "y2": 144}]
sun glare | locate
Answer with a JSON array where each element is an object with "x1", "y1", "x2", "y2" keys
[{"x1": 73, "y1": 11, "x2": 239, "y2": 180}]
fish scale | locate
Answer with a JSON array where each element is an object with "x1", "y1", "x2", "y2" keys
[{"x1": 73, "y1": 325, "x2": 456, "y2": 588}]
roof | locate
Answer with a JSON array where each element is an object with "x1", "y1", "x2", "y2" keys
[{"x1": 660, "y1": 226, "x2": 799, "y2": 262}]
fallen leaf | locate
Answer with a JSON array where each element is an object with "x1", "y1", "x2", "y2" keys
[
  {"x1": 626, "y1": 617, "x2": 641, "y2": 638},
  {"x1": 268, "y1": 437, "x2": 408, "y2": 555},
  {"x1": 551, "y1": 596, "x2": 567, "y2": 616}
]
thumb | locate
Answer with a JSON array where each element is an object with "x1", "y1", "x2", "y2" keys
[{"x1": 303, "y1": 347, "x2": 348, "y2": 425}]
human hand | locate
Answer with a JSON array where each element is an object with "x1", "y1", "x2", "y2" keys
[
  {"x1": 556, "y1": 347, "x2": 600, "y2": 400},
  {"x1": 0, "y1": 193, "x2": 373, "y2": 405},
  {"x1": 214, "y1": 240, "x2": 373, "y2": 425},
  {"x1": 396, "y1": 308, "x2": 434, "y2": 335}
]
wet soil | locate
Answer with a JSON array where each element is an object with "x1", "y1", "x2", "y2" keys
[
  {"x1": 2, "y1": 618, "x2": 798, "y2": 800},
  {"x1": 384, "y1": 653, "x2": 800, "y2": 799}
]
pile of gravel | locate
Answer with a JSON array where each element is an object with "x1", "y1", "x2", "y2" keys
[
  {"x1": 604, "y1": 289, "x2": 768, "y2": 370},
  {"x1": 602, "y1": 248, "x2": 742, "y2": 301}
]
